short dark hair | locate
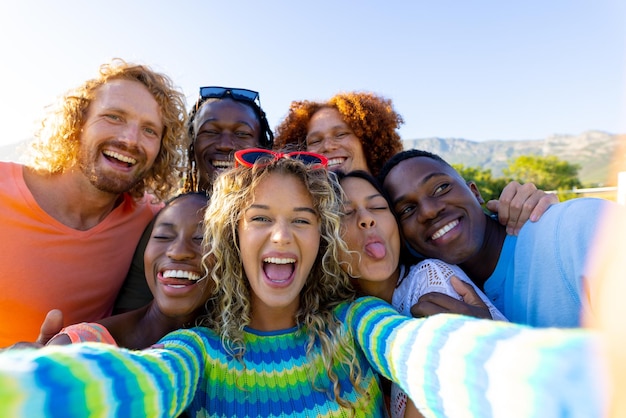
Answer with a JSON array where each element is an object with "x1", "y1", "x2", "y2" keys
[{"x1": 378, "y1": 149, "x2": 450, "y2": 185}]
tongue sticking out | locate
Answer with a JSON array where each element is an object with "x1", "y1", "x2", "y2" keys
[
  {"x1": 365, "y1": 242, "x2": 386, "y2": 259},
  {"x1": 264, "y1": 263, "x2": 294, "y2": 282}
]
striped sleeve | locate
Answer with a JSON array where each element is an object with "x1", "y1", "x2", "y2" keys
[
  {"x1": 0, "y1": 329, "x2": 205, "y2": 417},
  {"x1": 341, "y1": 296, "x2": 607, "y2": 418}
]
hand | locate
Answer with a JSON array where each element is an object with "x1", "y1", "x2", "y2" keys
[
  {"x1": 410, "y1": 277, "x2": 492, "y2": 319},
  {"x1": 3, "y1": 309, "x2": 64, "y2": 350},
  {"x1": 486, "y1": 181, "x2": 559, "y2": 235}
]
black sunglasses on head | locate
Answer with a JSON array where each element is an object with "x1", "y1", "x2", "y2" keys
[{"x1": 199, "y1": 86, "x2": 260, "y2": 104}]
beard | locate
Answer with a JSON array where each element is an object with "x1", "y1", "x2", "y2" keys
[{"x1": 77, "y1": 142, "x2": 150, "y2": 195}]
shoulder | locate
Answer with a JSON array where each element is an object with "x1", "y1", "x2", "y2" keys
[
  {"x1": 0, "y1": 161, "x2": 22, "y2": 179},
  {"x1": 121, "y1": 193, "x2": 164, "y2": 215},
  {"x1": 523, "y1": 198, "x2": 613, "y2": 235}
]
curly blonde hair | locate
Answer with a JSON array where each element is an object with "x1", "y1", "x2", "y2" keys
[
  {"x1": 199, "y1": 157, "x2": 369, "y2": 408},
  {"x1": 26, "y1": 58, "x2": 188, "y2": 201},
  {"x1": 273, "y1": 91, "x2": 404, "y2": 177}
]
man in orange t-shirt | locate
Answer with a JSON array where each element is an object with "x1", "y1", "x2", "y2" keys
[{"x1": 0, "y1": 59, "x2": 187, "y2": 346}]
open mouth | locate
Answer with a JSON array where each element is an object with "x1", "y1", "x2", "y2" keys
[
  {"x1": 431, "y1": 219, "x2": 460, "y2": 240},
  {"x1": 327, "y1": 157, "x2": 346, "y2": 168},
  {"x1": 262, "y1": 257, "x2": 295, "y2": 283},
  {"x1": 103, "y1": 150, "x2": 137, "y2": 167},
  {"x1": 160, "y1": 269, "x2": 202, "y2": 288},
  {"x1": 211, "y1": 159, "x2": 234, "y2": 170}
]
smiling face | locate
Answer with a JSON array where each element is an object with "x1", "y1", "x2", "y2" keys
[
  {"x1": 339, "y1": 176, "x2": 401, "y2": 285},
  {"x1": 237, "y1": 173, "x2": 320, "y2": 324},
  {"x1": 77, "y1": 79, "x2": 163, "y2": 194},
  {"x1": 382, "y1": 156, "x2": 487, "y2": 265},
  {"x1": 144, "y1": 194, "x2": 213, "y2": 319},
  {"x1": 305, "y1": 107, "x2": 368, "y2": 173},
  {"x1": 193, "y1": 98, "x2": 262, "y2": 190}
]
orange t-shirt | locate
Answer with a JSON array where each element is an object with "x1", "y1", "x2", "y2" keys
[{"x1": 0, "y1": 162, "x2": 160, "y2": 346}]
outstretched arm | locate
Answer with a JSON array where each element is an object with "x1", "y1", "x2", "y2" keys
[
  {"x1": 345, "y1": 297, "x2": 604, "y2": 418},
  {"x1": 0, "y1": 330, "x2": 203, "y2": 417},
  {"x1": 486, "y1": 181, "x2": 558, "y2": 235}
]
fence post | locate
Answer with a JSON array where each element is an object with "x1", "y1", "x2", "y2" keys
[{"x1": 617, "y1": 171, "x2": 626, "y2": 205}]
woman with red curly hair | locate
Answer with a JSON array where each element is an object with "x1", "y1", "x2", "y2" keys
[{"x1": 274, "y1": 91, "x2": 402, "y2": 177}]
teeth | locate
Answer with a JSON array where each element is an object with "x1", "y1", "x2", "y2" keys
[
  {"x1": 103, "y1": 150, "x2": 137, "y2": 165},
  {"x1": 327, "y1": 158, "x2": 345, "y2": 167},
  {"x1": 212, "y1": 160, "x2": 234, "y2": 169},
  {"x1": 263, "y1": 257, "x2": 296, "y2": 264},
  {"x1": 432, "y1": 219, "x2": 459, "y2": 240},
  {"x1": 163, "y1": 270, "x2": 201, "y2": 281}
]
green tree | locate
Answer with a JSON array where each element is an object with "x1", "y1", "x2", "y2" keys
[
  {"x1": 502, "y1": 155, "x2": 582, "y2": 200},
  {"x1": 453, "y1": 164, "x2": 510, "y2": 203}
]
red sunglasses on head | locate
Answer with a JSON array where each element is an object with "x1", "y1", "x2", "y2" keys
[{"x1": 234, "y1": 148, "x2": 328, "y2": 169}]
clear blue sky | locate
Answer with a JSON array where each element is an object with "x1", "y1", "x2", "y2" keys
[{"x1": 1, "y1": 0, "x2": 624, "y2": 148}]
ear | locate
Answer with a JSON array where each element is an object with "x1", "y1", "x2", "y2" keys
[{"x1": 467, "y1": 181, "x2": 485, "y2": 205}]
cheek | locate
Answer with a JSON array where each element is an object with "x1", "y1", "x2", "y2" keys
[{"x1": 145, "y1": 141, "x2": 162, "y2": 163}]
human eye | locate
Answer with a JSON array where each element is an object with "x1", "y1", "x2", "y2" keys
[
  {"x1": 151, "y1": 231, "x2": 174, "y2": 240},
  {"x1": 370, "y1": 197, "x2": 389, "y2": 211},
  {"x1": 396, "y1": 203, "x2": 416, "y2": 221},
  {"x1": 105, "y1": 114, "x2": 122, "y2": 122},
  {"x1": 235, "y1": 130, "x2": 254, "y2": 139},
  {"x1": 433, "y1": 182, "x2": 451, "y2": 195},
  {"x1": 250, "y1": 215, "x2": 271, "y2": 223},
  {"x1": 340, "y1": 203, "x2": 356, "y2": 217},
  {"x1": 306, "y1": 136, "x2": 322, "y2": 147},
  {"x1": 143, "y1": 126, "x2": 160, "y2": 138},
  {"x1": 197, "y1": 128, "x2": 220, "y2": 138},
  {"x1": 335, "y1": 130, "x2": 350, "y2": 139}
]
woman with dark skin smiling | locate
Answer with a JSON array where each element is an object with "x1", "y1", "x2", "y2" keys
[{"x1": 11, "y1": 193, "x2": 213, "y2": 351}]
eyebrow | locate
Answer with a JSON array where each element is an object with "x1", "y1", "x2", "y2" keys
[
  {"x1": 306, "y1": 123, "x2": 350, "y2": 138},
  {"x1": 391, "y1": 171, "x2": 448, "y2": 206},
  {"x1": 197, "y1": 117, "x2": 255, "y2": 130},
  {"x1": 106, "y1": 106, "x2": 162, "y2": 131},
  {"x1": 344, "y1": 193, "x2": 384, "y2": 206},
  {"x1": 153, "y1": 222, "x2": 175, "y2": 229},
  {"x1": 248, "y1": 204, "x2": 317, "y2": 215}
]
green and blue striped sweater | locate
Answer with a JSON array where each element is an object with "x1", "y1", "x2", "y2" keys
[{"x1": 0, "y1": 297, "x2": 605, "y2": 417}]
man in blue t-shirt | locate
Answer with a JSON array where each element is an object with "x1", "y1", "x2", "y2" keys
[{"x1": 378, "y1": 149, "x2": 621, "y2": 327}]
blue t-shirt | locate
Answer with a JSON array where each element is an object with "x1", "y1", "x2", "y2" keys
[{"x1": 484, "y1": 197, "x2": 611, "y2": 327}]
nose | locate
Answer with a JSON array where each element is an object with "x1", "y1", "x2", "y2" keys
[
  {"x1": 214, "y1": 132, "x2": 237, "y2": 151},
  {"x1": 318, "y1": 136, "x2": 338, "y2": 153},
  {"x1": 417, "y1": 197, "x2": 445, "y2": 223},
  {"x1": 357, "y1": 208, "x2": 376, "y2": 229},
  {"x1": 119, "y1": 122, "x2": 141, "y2": 146},
  {"x1": 270, "y1": 220, "x2": 293, "y2": 244},
  {"x1": 166, "y1": 236, "x2": 196, "y2": 260}
]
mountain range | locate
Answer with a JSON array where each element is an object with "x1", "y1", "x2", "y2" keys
[
  {"x1": 403, "y1": 130, "x2": 626, "y2": 186},
  {"x1": 2, "y1": 130, "x2": 623, "y2": 186}
]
